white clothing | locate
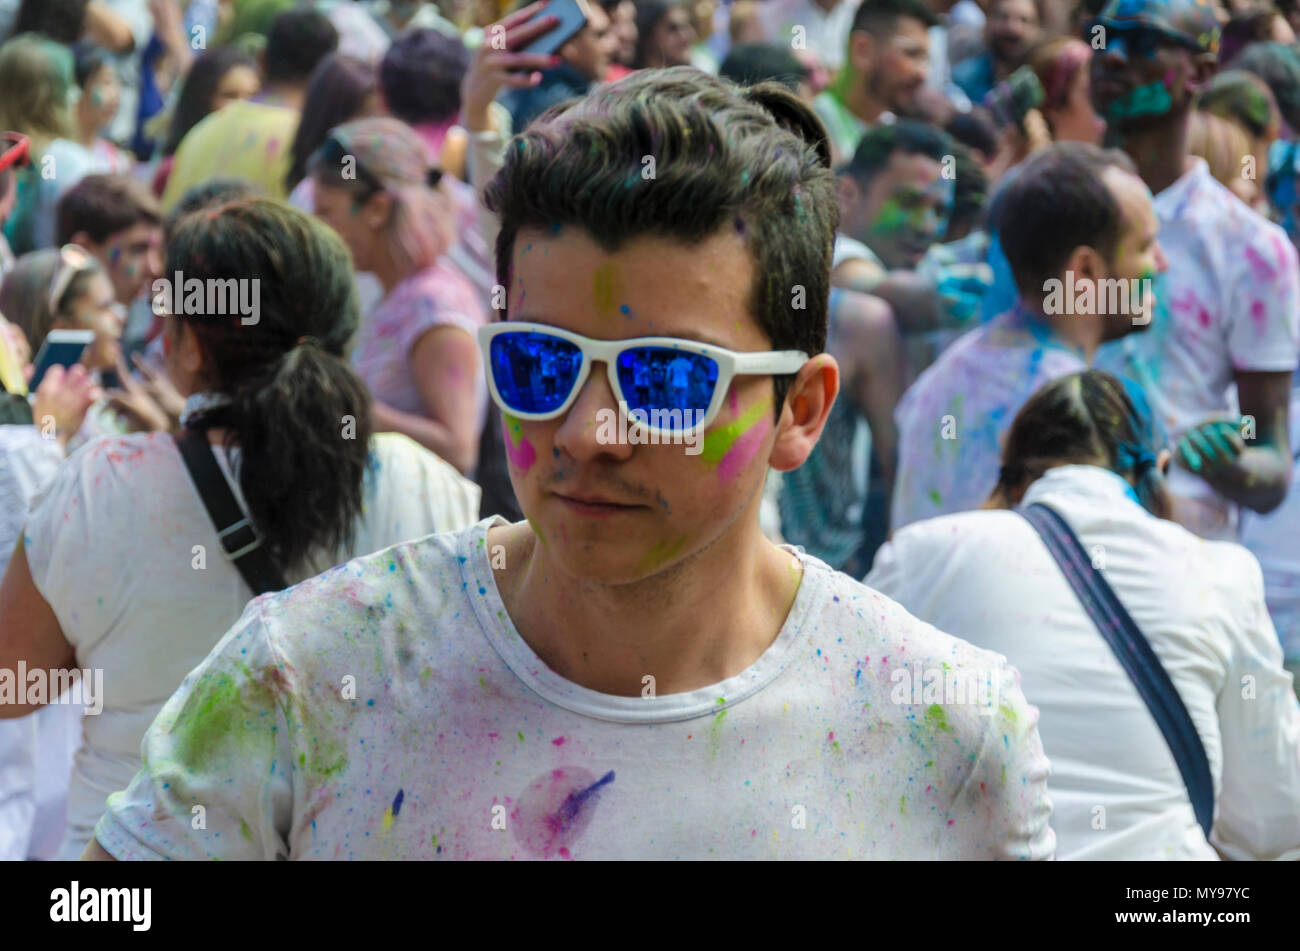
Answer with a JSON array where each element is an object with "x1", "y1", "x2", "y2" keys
[
  {"x1": 22, "y1": 430, "x2": 480, "y2": 858},
  {"x1": 1096, "y1": 159, "x2": 1300, "y2": 540},
  {"x1": 0, "y1": 425, "x2": 82, "y2": 860},
  {"x1": 96, "y1": 519, "x2": 1056, "y2": 860},
  {"x1": 867, "y1": 464, "x2": 1300, "y2": 860},
  {"x1": 758, "y1": 0, "x2": 855, "y2": 71}
]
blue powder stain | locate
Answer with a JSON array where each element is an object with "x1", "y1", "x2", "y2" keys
[
  {"x1": 367, "y1": 699, "x2": 375, "y2": 706},
  {"x1": 620, "y1": 304, "x2": 630, "y2": 315},
  {"x1": 391, "y1": 789, "x2": 404, "y2": 817},
  {"x1": 552, "y1": 447, "x2": 560, "y2": 458},
  {"x1": 555, "y1": 770, "x2": 615, "y2": 824},
  {"x1": 855, "y1": 669, "x2": 861, "y2": 684},
  {"x1": 478, "y1": 586, "x2": 487, "y2": 595}
]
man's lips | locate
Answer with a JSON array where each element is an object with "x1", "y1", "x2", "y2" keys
[{"x1": 552, "y1": 491, "x2": 646, "y2": 517}]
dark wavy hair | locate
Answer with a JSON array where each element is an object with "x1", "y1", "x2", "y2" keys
[
  {"x1": 163, "y1": 46, "x2": 257, "y2": 157},
  {"x1": 986, "y1": 369, "x2": 1171, "y2": 518},
  {"x1": 482, "y1": 67, "x2": 837, "y2": 416},
  {"x1": 287, "y1": 53, "x2": 377, "y2": 190},
  {"x1": 169, "y1": 200, "x2": 374, "y2": 571}
]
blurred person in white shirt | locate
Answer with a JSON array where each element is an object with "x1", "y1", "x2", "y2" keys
[{"x1": 869, "y1": 368, "x2": 1300, "y2": 860}]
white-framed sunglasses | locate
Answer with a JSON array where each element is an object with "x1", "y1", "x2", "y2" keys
[{"x1": 477, "y1": 321, "x2": 809, "y2": 437}]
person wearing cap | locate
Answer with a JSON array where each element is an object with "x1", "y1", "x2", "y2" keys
[
  {"x1": 870, "y1": 368, "x2": 1300, "y2": 859},
  {"x1": 1089, "y1": 0, "x2": 1300, "y2": 543}
]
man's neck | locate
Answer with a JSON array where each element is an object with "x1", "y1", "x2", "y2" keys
[
  {"x1": 834, "y1": 69, "x2": 885, "y2": 125},
  {"x1": 1109, "y1": 114, "x2": 1192, "y2": 197},
  {"x1": 1025, "y1": 295, "x2": 1104, "y2": 362},
  {"x1": 254, "y1": 83, "x2": 305, "y2": 112},
  {"x1": 489, "y1": 515, "x2": 803, "y2": 697},
  {"x1": 811, "y1": 0, "x2": 840, "y2": 13}
]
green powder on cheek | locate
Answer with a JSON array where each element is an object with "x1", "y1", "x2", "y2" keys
[
  {"x1": 700, "y1": 396, "x2": 773, "y2": 466},
  {"x1": 1105, "y1": 81, "x2": 1173, "y2": 119},
  {"x1": 868, "y1": 199, "x2": 909, "y2": 237}
]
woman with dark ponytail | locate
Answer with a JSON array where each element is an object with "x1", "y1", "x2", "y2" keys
[
  {"x1": 0, "y1": 199, "x2": 480, "y2": 859},
  {"x1": 868, "y1": 369, "x2": 1300, "y2": 860}
]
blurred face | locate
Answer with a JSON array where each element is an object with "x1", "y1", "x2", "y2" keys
[
  {"x1": 313, "y1": 181, "x2": 379, "y2": 271},
  {"x1": 1047, "y1": 63, "x2": 1106, "y2": 143},
  {"x1": 59, "y1": 271, "x2": 124, "y2": 369},
  {"x1": 563, "y1": 3, "x2": 616, "y2": 81},
  {"x1": 81, "y1": 63, "x2": 122, "y2": 131},
  {"x1": 1095, "y1": 167, "x2": 1166, "y2": 333},
  {"x1": 860, "y1": 17, "x2": 932, "y2": 116},
  {"x1": 1090, "y1": 26, "x2": 1205, "y2": 130},
  {"x1": 650, "y1": 8, "x2": 697, "y2": 67},
  {"x1": 845, "y1": 150, "x2": 952, "y2": 269},
  {"x1": 500, "y1": 225, "x2": 795, "y2": 585},
  {"x1": 609, "y1": 0, "x2": 638, "y2": 65},
  {"x1": 96, "y1": 223, "x2": 163, "y2": 305},
  {"x1": 211, "y1": 64, "x2": 260, "y2": 111},
  {"x1": 986, "y1": 0, "x2": 1040, "y2": 68}
]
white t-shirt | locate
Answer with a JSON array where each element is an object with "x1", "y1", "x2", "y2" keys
[
  {"x1": 868, "y1": 464, "x2": 1300, "y2": 860},
  {"x1": 22, "y1": 430, "x2": 480, "y2": 858},
  {"x1": 95, "y1": 519, "x2": 1057, "y2": 860},
  {"x1": 1096, "y1": 159, "x2": 1300, "y2": 540},
  {"x1": 0, "y1": 425, "x2": 82, "y2": 860}
]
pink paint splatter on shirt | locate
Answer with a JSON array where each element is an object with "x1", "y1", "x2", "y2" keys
[{"x1": 1245, "y1": 246, "x2": 1277, "y2": 282}]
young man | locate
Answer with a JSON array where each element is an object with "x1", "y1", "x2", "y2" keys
[
  {"x1": 500, "y1": 0, "x2": 618, "y2": 133},
  {"x1": 55, "y1": 174, "x2": 162, "y2": 311},
  {"x1": 1091, "y1": 0, "x2": 1299, "y2": 541},
  {"x1": 891, "y1": 142, "x2": 1166, "y2": 530},
  {"x1": 84, "y1": 68, "x2": 1054, "y2": 861},
  {"x1": 834, "y1": 119, "x2": 955, "y2": 286},
  {"x1": 813, "y1": 0, "x2": 938, "y2": 165},
  {"x1": 161, "y1": 9, "x2": 339, "y2": 209},
  {"x1": 951, "y1": 0, "x2": 1042, "y2": 103}
]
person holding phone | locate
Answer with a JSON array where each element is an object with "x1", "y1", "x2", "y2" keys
[{"x1": 500, "y1": 0, "x2": 618, "y2": 133}]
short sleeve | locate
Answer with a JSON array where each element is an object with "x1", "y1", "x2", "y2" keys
[
  {"x1": 93, "y1": 598, "x2": 295, "y2": 861},
  {"x1": 22, "y1": 439, "x2": 131, "y2": 656},
  {"x1": 1226, "y1": 222, "x2": 1300, "y2": 374},
  {"x1": 396, "y1": 272, "x2": 485, "y2": 359},
  {"x1": 0, "y1": 426, "x2": 62, "y2": 575},
  {"x1": 947, "y1": 662, "x2": 1057, "y2": 860}
]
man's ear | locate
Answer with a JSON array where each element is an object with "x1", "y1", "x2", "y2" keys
[
  {"x1": 1188, "y1": 53, "x2": 1217, "y2": 91},
  {"x1": 769, "y1": 353, "x2": 840, "y2": 472},
  {"x1": 1065, "y1": 244, "x2": 1104, "y2": 283},
  {"x1": 848, "y1": 30, "x2": 875, "y2": 75}
]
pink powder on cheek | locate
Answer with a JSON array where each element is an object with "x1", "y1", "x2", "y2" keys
[
  {"x1": 715, "y1": 415, "x2": 772, "y2": 482},
  {"x1": 502, "y1": 415, "x2": 537, "y2": 473}
]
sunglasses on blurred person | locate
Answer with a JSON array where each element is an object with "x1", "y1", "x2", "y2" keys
[{"x1": 1089, "y1": 19, "x2": 1203, "y2": 59}]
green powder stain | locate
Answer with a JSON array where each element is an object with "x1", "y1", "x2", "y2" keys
[
  {"x1": 592, "y1": 262, "x2": 622, "y2": 320},
  {"x1": 638, "y1": 534, "x2": 689, "y2": 573},
  {"x1": 240, "y1": 820, "x2": 252, "y2": 841},
  {"x1": 503, "y1": 413, "x2": 524, "y2": 447},
  {"x1": 899, "y1": 795, "x2": 907, "y2": 814},
  {"x1": 999, "y1": 701, "x2": 1018, "y2": 724},
  {"x1": 526, "y1": 515, "x2": 548, "y2": 550},
  {"x1": 517, "y1": 731, "x2": 525, "y2": 742},
  {"x1": 925, "y1": 704, "x2": 952, "y2": 733},
  {"x1": 298, "y1": 752, "x2": 306, "y2": 768},
  {"x1": 381, "y1": 807, "x2": 395, "y2": 832},
  {"x1": 1104, "y1": 80, "x2": 1173, "y2": 119},
  {"x1": 700, "y1": 396, "x2": 773, "y2": 466},
  {"x1": 479, "y1": 676, "x2": 487, "y2": 689},
  {"x1": 868, "y1": 198, "x2": 909, "y2": 237},
  {"x1": 928, "y1": 489, "x2": 942, "y2": 506}
]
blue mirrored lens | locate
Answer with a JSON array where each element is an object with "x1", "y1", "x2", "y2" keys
[
  {"x1": 489, "y1": 332, "x2": 583, "y2": 414},
  {"x1": 616, "y1": 348, "x2": 718, "y2": 429}
]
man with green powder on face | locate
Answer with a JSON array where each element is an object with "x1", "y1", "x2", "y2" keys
[
  {"x1": 83, "y1": 67, "x2": 1054, "y2": 861},
  {"x1": 1090, "y1": 0, "x2": 1299, "y2": 541}
]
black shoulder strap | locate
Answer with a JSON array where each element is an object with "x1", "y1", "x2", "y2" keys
[
  {"x1": 1019, "y1": 502, "x2": 1215, "y2": 840},
  {"x1": 173, "y1": 430, "x2": 287, "y2": 597}
]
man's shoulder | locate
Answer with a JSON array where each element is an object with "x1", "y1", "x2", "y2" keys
[
  {"x1": 254, "y1": 524, "x2": 483, "y2": 650},
  {"x1": 809, "y1": 558, "x2": 1012, "y2": 672}
]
